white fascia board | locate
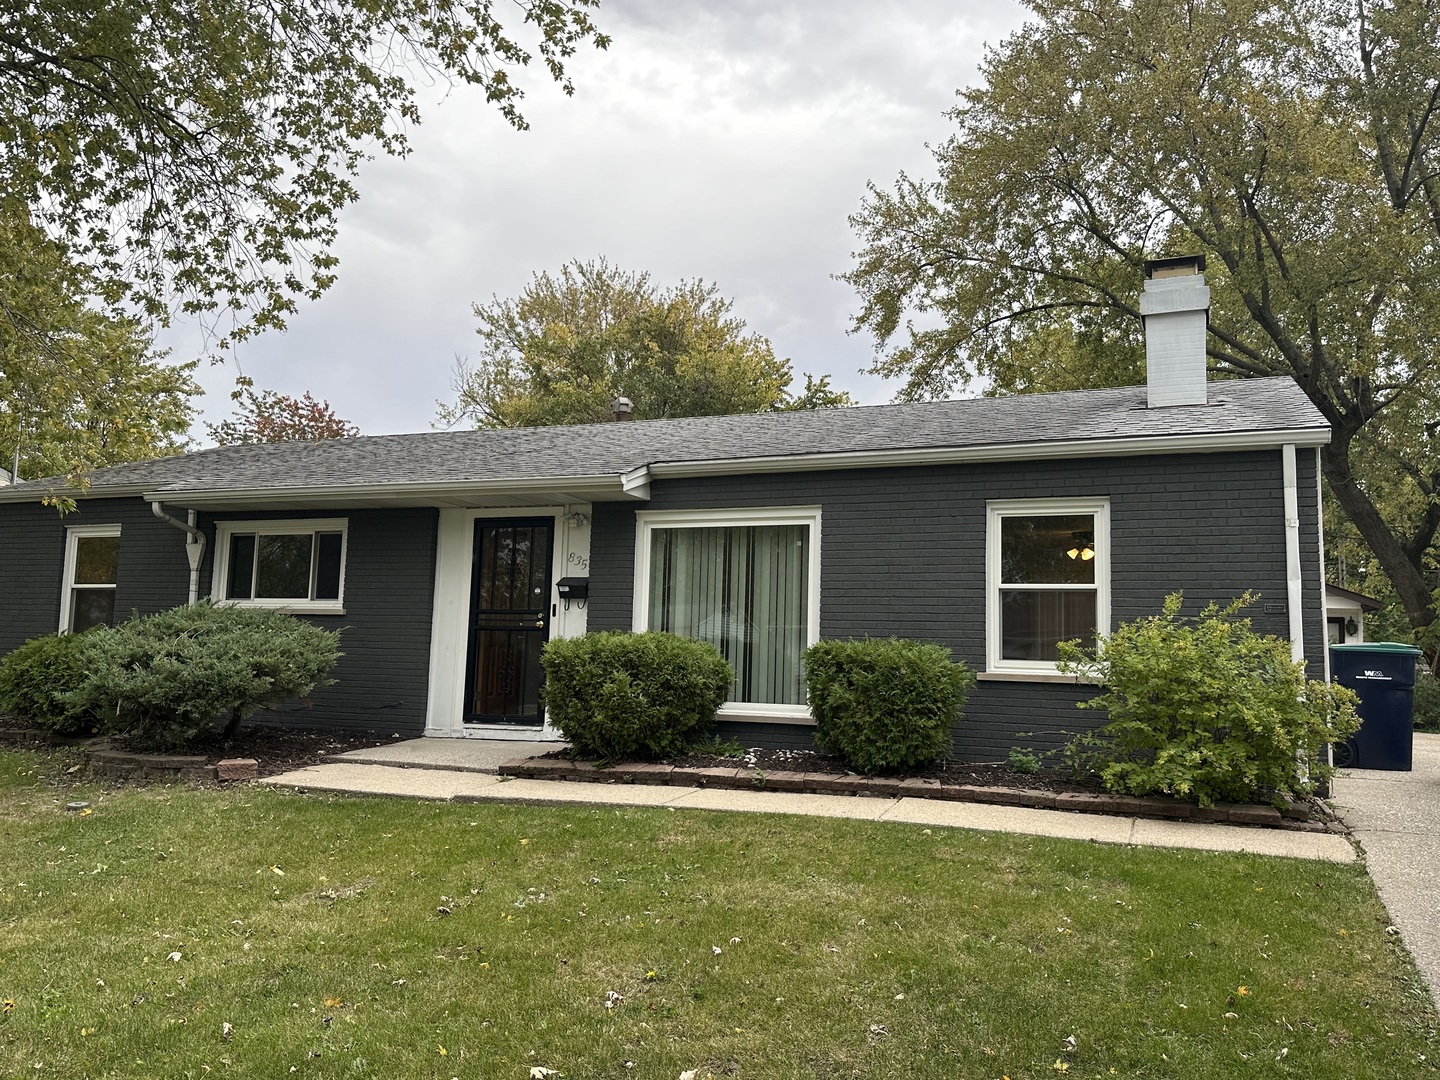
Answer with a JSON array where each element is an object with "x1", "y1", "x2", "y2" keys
[
  {"x1": 643, "y1": 427, "x2": 1331, "y2": 480},
  {"x1": 140, "y1": 474, "x2": 643, "y2": 508},
  {"x1": 0, "y1": 483, "x2": 150, "y2": 505}
]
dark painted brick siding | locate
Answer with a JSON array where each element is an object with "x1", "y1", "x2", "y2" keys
[
  {"x1": 198, "y1": 508, "x2": 439, "y2": 735},
  {"x1": 0, "y1": 498, "x2": 190, "y2": 654},
  {"x1": 589, "y1": 449, "x2": 1324, "y2": 761}
]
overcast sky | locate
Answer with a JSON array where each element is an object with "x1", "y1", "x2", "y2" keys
[{"x1": 172, "y1": 0, "x2": 1031, "y2": 439}]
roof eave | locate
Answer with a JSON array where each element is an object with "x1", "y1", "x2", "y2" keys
[
  {"x1": 139, "y1": 473, "x2": 645, "y2": 510},
  {"x1": 643, "y1": 426, "x2": 1332, "y2": 480}
]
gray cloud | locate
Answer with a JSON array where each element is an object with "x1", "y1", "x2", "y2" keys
[{"x1": 172, "y1": 0, "x2": 1030, "y2": 438}]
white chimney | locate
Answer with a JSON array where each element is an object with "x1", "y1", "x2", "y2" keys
[{"x1": 1140, "y1": 255, "x2": 1210, "y2": 407}]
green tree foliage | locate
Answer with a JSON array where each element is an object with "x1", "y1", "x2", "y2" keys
[
  {"x1": 437, "y1": 259, "x2": 855, "y2": 427},
  {"x1": 803, "y1": 638, "x2": 973, "y2": 775},
  {"x1": 541, "y1": 631, "x2": 733, "y2": 760},
  {"x1": 67, "y1": 602, "x2": 343, "y2": 749},
  {"x1": 0, "y1": 213, "x2": 199, "y2": 484},
  {"x1": 845, "y1": 0, "x2": 1440, "y2": 636},
  {"x1": 207, "y1": 378, "x2": 360, "y2": 445},
  {"x1": 1057, "y1": 594, "x2": 1360, "y2": 806},
  {"x1": 0, "y1": 0, "x2": 608, "y2": 346}
]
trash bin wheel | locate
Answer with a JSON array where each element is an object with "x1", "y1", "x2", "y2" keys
[{"x1": 1332, "y1": 739, "x2": 1357, "y2": 768}]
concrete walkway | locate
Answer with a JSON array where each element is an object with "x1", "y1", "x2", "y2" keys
[
  {"x1": 263, "y1": 744, "x2": 1355, "y2": 863},
  {"x1": 1332, "y1": 731, "x2": 1440, "y2": 1006}
]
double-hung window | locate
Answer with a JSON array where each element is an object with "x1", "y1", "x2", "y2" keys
[
  {"x1": 214, "y1": 519, "x2": 348, "y2": 613},
  {"x1": 61, "y1": 525, "x2": 121, "y2": 632},
  {"x1": 635, "y1": 507, "x2": 821, "y2": 717},
  {"x1": 986, "y1": 498, "x2": 1109, "y2": 675}
]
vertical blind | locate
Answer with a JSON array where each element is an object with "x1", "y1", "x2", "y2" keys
[{"x1": 648, "y1": 524, "x2": 809, "y2": 705}]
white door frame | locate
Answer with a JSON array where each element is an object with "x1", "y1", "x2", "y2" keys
[{"x1": 424, "y1": 505, "x2": 591, "y2": 739}]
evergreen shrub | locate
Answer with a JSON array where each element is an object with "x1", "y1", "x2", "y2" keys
[
  {"x1": 803, "y1": 638, "x2": 973, "y2": 774},
  {"x1": 0, "y1": 633, "x2": 100, "y2": 735},
  {"x1": 541, "y1": 631, "x2": 733, "y2": 760},
  {"x1": 67, "y1": 601, "x2": 342, "y2": 749}
]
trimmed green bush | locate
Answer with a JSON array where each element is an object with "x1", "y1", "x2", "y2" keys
[
  {"x1": 1057, "y1": 593, "x2": 1361, "y2": 806},
  {"x1": 0, "y1": 632, "x2": 100, "y2": 735},
  {"x1": 804, "y1": 638, "x2": 973, "y2": 774},
  {"x1": 66, "y1": 601, "x2": 342, "y2": 749},
  {"x1": 541, "y1": 631, "x2": 733, "y2": 760}
]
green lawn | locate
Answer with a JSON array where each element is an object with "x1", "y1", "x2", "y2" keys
[{"x1": 0, "y1": 748, "x2": 1434, "y2": 1079}]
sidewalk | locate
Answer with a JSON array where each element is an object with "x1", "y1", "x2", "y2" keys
[
  {"x1": 1331, "y1": 731, "x2": 1440, "y2": 1007},
  {"x1": 263, "y1": 749, "x2": 1355, "y2": 863}
]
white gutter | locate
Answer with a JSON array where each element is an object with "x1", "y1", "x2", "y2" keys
[
  {"x1": 644, "y1": 427, "x2": 1331, "y2": 481},
  {"x1": 151, "y1": 502, "x2": 207, "y2": 604},
  {"x1": 1282, "y1": 444, "x2": 1305, "y2": 664},
  {"x1": 139, "y1": 473, "x2": 640, "y2": 508}
]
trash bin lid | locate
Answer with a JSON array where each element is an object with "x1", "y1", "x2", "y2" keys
[{"x1": 1330, "y1": 641, "x2": 1423, "y2": 655}]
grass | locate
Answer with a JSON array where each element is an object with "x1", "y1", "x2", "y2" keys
[{"x1": 0, "y1": 748, "x2": 1435, "y2": 1079}]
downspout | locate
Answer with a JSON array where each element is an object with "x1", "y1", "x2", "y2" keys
[
  {"x1": 1282, "y1": 444, "x2": 1313, "y2": 786},
  {"x1": 1282, "y1": 444, "x2": 1305, "y2": 664},
  {"x1": 151, "y1": 502, "x2": 206, "y2": 604}
]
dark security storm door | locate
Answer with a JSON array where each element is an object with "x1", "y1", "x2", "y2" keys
[{"x1": 464, "y1": 519, "x2": 555, "y2": 725}]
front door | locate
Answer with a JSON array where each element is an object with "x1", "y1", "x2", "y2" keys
[{"x1": 465, "y1": 518, "x2": 554, "y2": 725}]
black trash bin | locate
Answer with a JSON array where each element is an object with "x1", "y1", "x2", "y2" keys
[{"x1": 1329, "y1": 642, "x2": 1423, "y2": 771}]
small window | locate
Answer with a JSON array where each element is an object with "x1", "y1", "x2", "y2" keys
[
  {"x1": 61, "y1": 526, "x2": 121, "y2": 633},
  {"x1": 215, "y1": 520, "x2": 347, "y2": 611},
  {"x1": 987, "y1": 499, "x2": 1109, "y2": 675}
]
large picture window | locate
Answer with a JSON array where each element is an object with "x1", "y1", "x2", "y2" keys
[
  {"x1": 61, "y1": 525, "x2": 121, "y2": 633},
  {"x1": 635, "y1": 508, "x2": 821, "y2": 714},
  {"x1": 986, "y1": 498, "x2": 1109, "y2": 675},
  {"x1": 214, "y1": 519, "x2": 348, "y2": 612}
]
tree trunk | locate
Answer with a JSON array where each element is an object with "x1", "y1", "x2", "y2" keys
[{"x1": 1321, "y1": 441, "x2": 1436, "y2": 634}]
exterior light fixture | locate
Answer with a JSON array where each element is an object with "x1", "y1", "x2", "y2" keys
[{"x1": 1345, "y1": 616, "x2": 1360, "y2": 638}]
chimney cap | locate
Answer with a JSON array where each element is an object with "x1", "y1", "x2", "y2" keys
[
  {"x1": 611, "y1": 396, "x2": 634, "y2": 420},
  {"x1": 1144, "y1": 254, "x2": 1206, "y2": 279}
]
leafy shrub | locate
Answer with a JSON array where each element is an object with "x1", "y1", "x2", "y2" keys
[
  {"x1": 1414, "y1": 670, "x2": 1440, "y2": 732},
  {"x1": 1008, "y1": 747, "x2": 1042, "y2": 775},
  {"x1": 1057, "y1": 593, "x2": 1360, "y2": 806},
  {"x1": 541, "y1": 632, "x2": 733, "y2": 760},
  {"x1": 67, "y1": 601, "x2": 342, "y2": 749},
  {"x1": 804, "y1": 638, "x2": 973, "y2": 774},
  {"x1": 0, "y1": 633, "x2": 101, "y2": 735}
]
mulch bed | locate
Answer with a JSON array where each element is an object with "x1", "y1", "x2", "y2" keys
[{"x1": 522, "y1": 745, "x2": 1342, "y2": 833}]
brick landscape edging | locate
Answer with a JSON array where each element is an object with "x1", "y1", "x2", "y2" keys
[{"x1": 498, "y1": 757, "x2": 1340, "y2": 833}]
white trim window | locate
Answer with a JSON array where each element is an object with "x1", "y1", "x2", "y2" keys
[
  {"x1": 60, "y1": 524, "x2": 122, "y2": 633},
  {"x1": 634, "y1": 507, "x2": 821, "y2": 717},
  {"x1": 213, "y1": 519, "x2": 348, "y2": 614},
  {"x1": 986, "y1": 498, "x2": 1110, "y2": 675}
]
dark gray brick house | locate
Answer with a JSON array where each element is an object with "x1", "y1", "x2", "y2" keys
[{"x1": 0, "y1": 260, "x2": 1331, "y2": 760}]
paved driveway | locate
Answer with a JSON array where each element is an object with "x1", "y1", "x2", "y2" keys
[{"x1": 1331, "y1": 731, "x2": 1440, "y2": 1007}]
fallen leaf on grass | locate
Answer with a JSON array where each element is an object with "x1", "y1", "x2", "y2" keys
[
  {"x1": 529, "y1": 1068, "x2": 560, "y2": 1079},
  {"x1": 167, "y1": 952, "x2": 182, "y2": 963},
  {"x1": 222, "y1": 1022, "x2": 234, "y2": 1039}
]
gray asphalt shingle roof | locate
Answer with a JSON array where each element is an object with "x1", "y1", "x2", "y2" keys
[{"x1": 4, "y1": 376, "x2": 1327, "y2": 500}]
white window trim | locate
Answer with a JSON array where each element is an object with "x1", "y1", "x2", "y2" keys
[
  {"x1": 60, "y1": 524, "x2": 122, "y2": 633},
  {"x1": 986, "y1": 497, "x2": 1110, "y2": 677},
  {"x1": 212, "y1": 518, "x2": 349, "y2": 615},
  {"x1": 634, "y1": 505, "x2": 822, "y2": 721}
]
